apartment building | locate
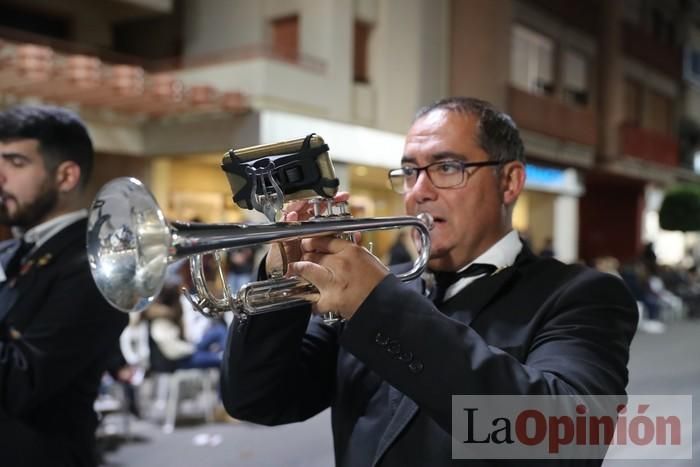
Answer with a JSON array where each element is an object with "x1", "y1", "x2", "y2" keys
[
  {"x1": 452, "y1": 0, "x2": 698, "y2": 264},
  {"x1": 0, "y1": 0, "x2": 696, "y2": 263}
]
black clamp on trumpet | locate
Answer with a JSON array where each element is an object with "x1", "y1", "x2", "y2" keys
[{"x1": 221, "y1": 134, "x2": 339, "y2": 221}]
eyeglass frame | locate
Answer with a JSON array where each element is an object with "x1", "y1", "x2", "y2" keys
[{"x1": 387, "y1": 159, "x2": 512, "y2": 194}]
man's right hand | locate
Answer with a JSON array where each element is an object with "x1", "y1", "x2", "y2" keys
[{"x1": 265, "y1": 192, "x2": 350, "y2": 277}]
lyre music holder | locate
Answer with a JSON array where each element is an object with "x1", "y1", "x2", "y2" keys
[{"x1": 221, "y1": 133, "x2": 339, "y2": 221}]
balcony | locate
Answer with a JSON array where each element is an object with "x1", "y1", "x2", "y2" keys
[
  {"x1": 165, "y1": 45, "x2": 329, "y2": 115},
  {"x1": 619, "y1": 123, "x2": 679, "y2": 167},
  {"x1": 0, "y1": 21, "x2": 332, "y2": 118},
  {"x1": 0, "y1": 39, "x2": 248, "y2": 118},
  {"x1": 507, "y1": 86, "x2": 597, "y2": 147}
]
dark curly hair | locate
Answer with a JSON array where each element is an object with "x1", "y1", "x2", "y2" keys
[{"x1": 0, "y1": 104, "x2": 94, "y2": 189}]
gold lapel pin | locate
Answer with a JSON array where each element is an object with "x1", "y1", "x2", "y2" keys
[{"x1": 37, "y1": 253, "x2": 53, "y2": 267}]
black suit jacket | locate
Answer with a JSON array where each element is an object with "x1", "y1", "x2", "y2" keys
[
  {"x1": 221, "y1": 247, "x2": 638, "y2": 466},
  {"x1": 0, "y1": 218, "x2": 128, "y2": 467}
]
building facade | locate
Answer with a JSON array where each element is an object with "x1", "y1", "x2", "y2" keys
[{"x1": 1, "y1": 0, "x2": 697, "y2": 264}]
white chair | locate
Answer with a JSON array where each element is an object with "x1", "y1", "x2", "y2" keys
[
  {"x1": 158, "y1": 368, "x2": 219, "y2": 433},
  {"x1": 94, "y1": 380, "x2": 131, "y2": 438}
]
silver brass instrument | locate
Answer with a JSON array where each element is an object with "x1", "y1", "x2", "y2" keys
[{"x1": 87, "y1": 177, "x2": 433, "y2": 323}]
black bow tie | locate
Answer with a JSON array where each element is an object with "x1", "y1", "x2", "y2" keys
[{"x1": 431, "y1": 263, "x2": 497, "y2": 304}]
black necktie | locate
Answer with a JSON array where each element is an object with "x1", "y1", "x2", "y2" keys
[
  {"x1": 3, "y1": 239, "x2": 34, "y2": 282},
  {"x1": 432, "y1": 263, "x2": 497, "y2": 304}
]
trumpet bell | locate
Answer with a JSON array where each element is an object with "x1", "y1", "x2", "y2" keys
[{"x1": 87, "y1": 177, "x2": 171, "y2": 313}]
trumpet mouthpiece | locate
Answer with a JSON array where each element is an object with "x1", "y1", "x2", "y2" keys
[{"x1": 417, "y1": 212, "x2": 434, "y2": 230}]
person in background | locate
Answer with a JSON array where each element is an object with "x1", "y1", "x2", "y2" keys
[
  {"x1": 226, "y1": 247, "x2": 257, "y2": 293},
  {"x1": 0, "y1": 105, "x2": 128, "y2": 467},
  {"x1": 387, "y1": 231, "x2": 413, "y2": 265},
  {"x1": 145, "y1": 285, "x2": 226, "y2": 373},
  {"x1": 539, "y1": 236, "x2": 555, "y2": 258}
]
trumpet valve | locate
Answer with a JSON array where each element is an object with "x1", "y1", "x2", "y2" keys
[
  {"x1": 309, "y1": 197, "x2": 326, "y2": 218},
  {"x1": 332, "y1": 200, "x2": 350, "y2": 216},
  {"x1": 308, "y1": 197, "x2": 351, "y2": 219}
]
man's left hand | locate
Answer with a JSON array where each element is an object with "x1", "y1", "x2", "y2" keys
[{"x1": 286, "y1": 236, "x2": 389, "y2": 320}]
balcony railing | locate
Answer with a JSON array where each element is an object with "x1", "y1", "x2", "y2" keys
[
  {"x1": 507, "y1": 86, "x2": 598, "y2": 147},
  {"x1": 0, "y1": 40, "x2": 248, "y2": 117},
  {"x1": 619, "y1": 123, "x2": 679, "y2": 167},
  {"x1": 0, "y1": 25, "x2": 326, "y2": 75},
  {"x1": 151, "y1": 44, "x2": 326, "y2": 74}
]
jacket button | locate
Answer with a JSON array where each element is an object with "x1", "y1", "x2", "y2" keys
[
  {"x1": 387, "y1": 341, "x2": 401, "y2": 355},
  {"x1": 375, "y1": 332, "x2": 388, "y2": 346},
  {"x1": 408, "y1": 360, "x2": 424, "y2": 374},
  {"x1": 398, "y1": 351, "x2": 413, "y2": 362}
]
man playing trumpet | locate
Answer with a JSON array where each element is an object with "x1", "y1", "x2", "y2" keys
[{"x1": 221, "y1": 97, "x2": 638, "y2": 466}]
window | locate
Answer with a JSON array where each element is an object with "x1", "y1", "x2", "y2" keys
[
  {"x1": 562, "y1": 50, "x2": 589, "y2": 106},
  {"x1": 271, "y1": 15, "x2": 299, "y2": 62},
  {"x1": 354, "y1": 20, "x2": 372, "y2": 83},
  {"x1": 624, "y1": 80, "x2": 673, "y2": 134},
  {"x1": 510, "y1": 25, "x2": 554, "y2": 96},
  {"x1": 644, "y1": 90, "x2": 673, "y2": 135},
  {"x1": 684, "y1": 48, "x2": 700, "y2": 87},
  {"x1": 651, "y1": 8, "x2": 675, "y2": 46}
]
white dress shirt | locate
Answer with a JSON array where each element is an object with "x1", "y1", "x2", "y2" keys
[{"x1": 22, "y1": 209, "x2": 88, "y2": 253}]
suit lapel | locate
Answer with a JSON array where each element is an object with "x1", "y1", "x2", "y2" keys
[
  {"x1": 441, "y1": 265, "x2": 519, "y2": 326},
  {"x1": 0, "y1": 284, "x2": 18, "y2": 322},
  {"x1": 0, "y1": 239, "x2": 24, "y2": 319},
  {"x1": 0, "y1": 219, "x2": 85, "y2": 326},
  {"x1": 0, "y1": 262, "x2": 41, "y2": 322},
  {"x1": 372, "y1": 246, "x2": 538, "y2": 464},
  {"x1": 443, "y1": 244, "x2": 537, "y2": 325},
  {"x1": 373, "y1": 384, "x2": 418, "y2": 466}
]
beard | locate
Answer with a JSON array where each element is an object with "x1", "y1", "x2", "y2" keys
[{"x1": 0, "y1": 179, "x2": 59, "y2": 229}]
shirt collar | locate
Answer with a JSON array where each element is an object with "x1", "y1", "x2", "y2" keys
[
  {"x1": 443, "y1": 230, "x2": 522, "y2": 301},
  {"x1": 457, "y1": 229, "x2": 522, "y2": 274},
  {"x1": 22, "y1": 209, "x2": 88, "y2": 251}
]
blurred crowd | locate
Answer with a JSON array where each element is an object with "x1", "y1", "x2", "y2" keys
[
  {"x1": 97, "y1": 247, "x2": 259, "y2": 439},
  {"x1": 593, "y1": 242, "x2": 700, "y2": 334}
]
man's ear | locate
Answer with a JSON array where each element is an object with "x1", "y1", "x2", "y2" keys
[
  {"x1": 54, "y1": 161, "x2": 82, "y2": 193},
  {"x1": 500, "y1": 161, "x2": 525, "y2": 206}
]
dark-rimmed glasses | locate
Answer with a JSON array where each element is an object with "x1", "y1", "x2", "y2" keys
[{"x1": 387, "y1": 160, "x2": 505, "y2": 194}]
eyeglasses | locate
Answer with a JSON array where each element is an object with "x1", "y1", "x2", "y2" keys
[{"x1": 387, "y1": 160, "x2": 505, "y2": 194}]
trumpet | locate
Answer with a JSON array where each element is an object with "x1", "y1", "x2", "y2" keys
[{"x1": 87, "y1": 177, "x2": 433, "y2": 323}]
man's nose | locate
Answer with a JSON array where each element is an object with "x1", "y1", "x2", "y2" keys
[{"x1": 408, "y1": 170, "x2": 438, "y2": 203}]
